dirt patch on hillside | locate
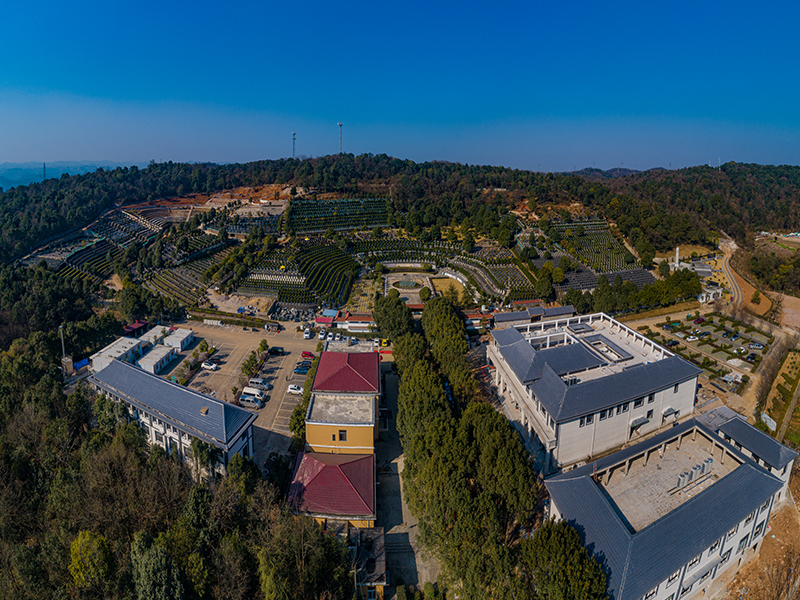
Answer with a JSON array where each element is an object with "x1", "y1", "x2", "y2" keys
[
  {"x1": 205, "y1": 290, "x2": 275, "y2": 316},
  {"x1": 731, "y1": 268, "x2": 771, "y2": 316},
  {"x1": 774, "y1": 292, "x2": 800, "y2": 330},
  {"x1": 104, "y1": 274, "x2": 124, "y2": 291}
]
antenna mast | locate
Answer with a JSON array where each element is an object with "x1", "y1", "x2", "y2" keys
[
  {"x1": 292, "y1": 132, "x2": 296, "y2": 158},
  {"x1": 338, "y1": 122, "x2": 343, "y2": 155}
]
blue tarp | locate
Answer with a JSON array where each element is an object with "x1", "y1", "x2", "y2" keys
[
  {"x1": 322, "y1": 309, "x2": 338, "y2": 317},
  {"x1": 74, "y1": 358, "x2": 90, "y2": 369}
]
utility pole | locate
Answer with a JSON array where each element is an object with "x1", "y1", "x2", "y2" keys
[
  {"x1": 338, "y1": 122, "x2": 343, "y2": 155},
  {"x1": 292, "y1": 132, "x2": 296, "y2": 158},
  {"x1": 43, "y1": 162, "x2": 46, "y2": 181}
]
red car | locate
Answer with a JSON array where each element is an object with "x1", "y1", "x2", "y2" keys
[
  {"x1": 694, "y1": 318, "x2": 705, "y2": 325},
  {"x1": 301, "y1": 351, "x2": 315, "y2": 359}
]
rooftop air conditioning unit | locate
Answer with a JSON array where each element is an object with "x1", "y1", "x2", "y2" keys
[
  {"x1": 677, "y1": 471, "x2": 689, "y2": 489},
  {"x1": 690, "y1": 464, "x2": 703, "y2": 481},
  {"x1": 702, "y1": 457, "x2": 713, "y2": 475}
]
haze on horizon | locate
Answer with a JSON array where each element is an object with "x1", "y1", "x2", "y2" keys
[{"x1": 1, "y1": 0, "x2": 799, "y2": 173}]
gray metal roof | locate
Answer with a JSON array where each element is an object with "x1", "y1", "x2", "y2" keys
[
  {"x1": 493, "y1": 310, "x2": 532, "y2": 323},
  {"x1": 532, "y1": 356, "x2": 702, "y2": 421},
  {"x1": 89, "y1": 360, "x2": 256, "y2": 450},
  {"x1": 543, "y1": 305, "x2": 575, "y2": 318},
  {"x1": 546, "y1": 422, "x2": 784, "y2": 600},
  {"x1": 715, "y1": 412, "x2": 797, "y2": 470},
  {"x1": 491, "y1": 327, "x2": 526, "y2": 346}
]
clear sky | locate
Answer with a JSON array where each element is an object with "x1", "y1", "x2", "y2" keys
[{"x1": 1, "y1": 1, "x2": 799, "y2": 172}]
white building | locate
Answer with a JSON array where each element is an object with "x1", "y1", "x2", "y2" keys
[
  {"x1": 90, "y1": 337, "x2": 149, "y2": 373},
  {"x1": 136, "y1": 344, "x2": 177, "y2": 374},
  {"x1": 487, "y1": 312, "x2": 702, "y2": 472},
  {"x1": 546, "y1": 416, "x2": 796, "y2": 600},
  {"x1": 89, "y1": 360, "x2": 256, "y2": 473},
  {"x1": 163, "y1": 328, "x2": 195, "y2": 350}
]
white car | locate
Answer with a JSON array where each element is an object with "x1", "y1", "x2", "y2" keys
[
  {"x1": 304, "y1": 328, "x2": 312, "y2": 339},
  {"x1": 318, "y1": 330, "x2": 326, "y2": 340},
  {"x1": 201, "y1": 361, "x2": 219, "y2": 371},
  {"x1": 686, "y1": 336, "x2": 698, "y2": 342},
  {"x1": 327, "y1": 332, "x2": 334, "y2": 340},
  {"x1": 334, "y1": 333, "x2": 341, "y2": 341},
  {"x1": 287, "y1": 384, "x2": 303, "y2": 395}
]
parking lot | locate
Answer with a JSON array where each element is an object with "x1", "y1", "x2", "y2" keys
[
  {"x1": 658, "y1": 315, "x2": 772, "y2": 375},
  {"x1": 164, "y1": 321, "x2": 325, "y2": 462}
]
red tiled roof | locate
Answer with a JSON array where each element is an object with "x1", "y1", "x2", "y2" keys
[
  {"x1": 288, "y1": 452, "x2": 375, "y2": 518},
  {"x1": 316, "y1": 316, "x2": 334, "y2": 325},
  {"x1": 312, "y1": 352, "x2": 380, "y2": 394}
]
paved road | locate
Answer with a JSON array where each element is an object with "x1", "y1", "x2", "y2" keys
[{"x1": 719, "y1": 240, "x2": 742, "y2": 307}]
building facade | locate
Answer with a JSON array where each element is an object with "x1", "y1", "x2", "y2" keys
[
  {"x1": 545, "y1": 417, "x2": 795, "y2": 600},
  {"x1": 89, "y1": 360, "x2": 256, "y2": 474},
  {"x1": 487, "y1": 312, "x2": 701, "y2": 472}
]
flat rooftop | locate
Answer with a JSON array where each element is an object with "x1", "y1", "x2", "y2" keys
[
  {"x1": 600, "y1": 430, "x2": 741, "y2": 531},
  {"x1": 137, "y1": 345, "x2": 175, "y2": 369},
  {"x1": 521, "y1": 313, "x2": 671, "y2": 384},
  {"x1": 307, "y1": 393, "x2": 374, "y2": 425},
  {"x1": 91, "y1": 336, "x2": 144, "y2": 360}
]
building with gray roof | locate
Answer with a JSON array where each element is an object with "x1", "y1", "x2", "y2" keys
[
  {"x1": 546, "y1": 417, "x2": 790, "y2": 600},
  {"x1": 487, "y1": 312, "x2": 702, "y2": 472},
  {"x1": 89, "y1": 360, "x2": 256, "y2": 475},
  {"x1": 492, "y1": 305, "x2": 575, "y2": 329}
]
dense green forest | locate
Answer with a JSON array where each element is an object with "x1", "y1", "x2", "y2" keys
[
  {"x1": 11, "y1": 155, "x2": 799, "y2": 265},
  {"x1": 591, "y1": 162, "x2": 800, "y2": 241}
]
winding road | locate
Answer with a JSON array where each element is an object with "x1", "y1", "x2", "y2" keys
[{"x1": 719, "y1": 239, "x2": 742, "y2": 307}]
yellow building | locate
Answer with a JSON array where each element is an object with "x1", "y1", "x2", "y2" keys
[{"x1": 305, "y1": 351, "x2": 381, "y2": 455}]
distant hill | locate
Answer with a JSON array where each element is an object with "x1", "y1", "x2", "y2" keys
[
  {"x1": 567, "y1": 167, "x2": 641, "y2": 180},
  {"x1": 0, "y1": 161, "x2": 145, "y2": 190}
]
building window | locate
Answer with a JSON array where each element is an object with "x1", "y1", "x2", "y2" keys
[
  {"x1": 699, "y1": 569, "x2": 712, "y2": 584},
  {"x1": 754, "y1": 521, "x2": 765, "y2": 537},
  {"x1": 688, "y1": 553, "x2": 701, "y2": 570},
  {"x1": 674, "y1": 383, "x2": 679, "y2": 393},
  {"x1": 367, "y1": 587, "x2": 377, "y2": 600},
  {"x1": 645, "y1": 586, "x2": 658, "y2": 599},
  {"x1": 752, "y1": 454, "x2": 760, "y2": 465},
  {"x1": 648, "y1": 393, "x2": 655, "y2": 403},
  {"x1": 783, "y1": 465, "x2": 788, "y2": 476},
  {"x1": 617, "y1": 405, "x2": 622, "y2": 415},
  {"x1": 728, "y1": 524, "x2": 738, "y2": 538},
  {"x1": 647, "y1": 409, "x2": 654, "y2": 420},
  {"x1": 665, "y1": 595, "x2": 675, "y2": 600},
  {"x1": 667, "y1": 570, "x2": 681, "y2": 586},
  {"x1": 622, "y1": 402, "x2": 629, "y2": 412},
  {"x1": 680, "y1": 583, "x2": 693, "y2": 598},
  {"x1": 339, "y1": 430, "x2": 347, "y2": 442},
  {"x1": 155, "y1": 432, "x2": 164, "y2": 444},
  {"x1": 737, "y1": 535, "x2": 750, "y2": 554},
  {"x1": 634, "y1": 397, "x2": 644, "y2": 408},
  {"x1": 745, "y1": 511, "x2": 755, "y2": 525},
  {"x1": 579, "y1": 417, "x2": 586, "y2": 428},
  {"x1": 720, "y1": 549, "x2": 732, "y2": 565},
  {"x1": 599, "y1": 409, "x2": 607, "y2": 421},
  {"x1": 709, "y1": 538, "x2": 721, "y2": 553},
  {"x1": 585, "y1": 413, "x2": 594, "y2": 425},
  {"x1": 761, "y1": 498, "x2": 770, "y2": 513}
]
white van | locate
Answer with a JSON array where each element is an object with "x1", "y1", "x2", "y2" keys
[
  {"x1": 304, "y1": 328, "x2": 312, "y2": 339},
  {"x1": 242, "y1": 387, "x2": 266, "y2": 401},
  {"x1": 248, "y1": 378, "x2": 271, "y2": 391}
]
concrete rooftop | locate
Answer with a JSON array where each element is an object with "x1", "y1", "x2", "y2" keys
[
  {"x1": 307, "y1": 393, "x2": 375, "y2": 425},
  {"x1": 600, "y1": 430, "x2": 741, "y2": 531}
]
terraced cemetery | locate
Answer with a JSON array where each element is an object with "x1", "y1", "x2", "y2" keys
[
  {"x1": 550, "y1": 221, "x2": 638, "y2": 273},
  {"x1": 288, "y1": 198, "x2": 388, "y2": 232},
  {"x1": 237, "y1": 244, "x2": 359, "y2": 307},
  {"x1": 55, "y1": 238, "x2": 122, "y2": 283},
  {"x1": 226, "y1": 214, "x2": 281, "y2": 236},
  {"x1": 162, "y1": 232, "x2": 225, "y2": 267},
  {"x1": 144, "y1": 247, "x2": 233, "y2": 305}
]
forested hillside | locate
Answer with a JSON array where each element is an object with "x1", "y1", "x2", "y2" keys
[
  {"x1": 4, "y1": 156, "x2": 799, "y2": 266},
  {"x1": 594, "y1": 163, "x2": 800, "y2": 241}
]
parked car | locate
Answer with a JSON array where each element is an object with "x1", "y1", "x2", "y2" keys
[
  {"x1": 749, "y1": 342, "x2": 764, "y2": 349},
  {"x1": 294, "y1": 367, "x2": 309, "y2": 375},
  {"x1": 301, "y1": 351, "x2": 315, "y2": 359},
  {"x1": 746, "y1": 353, "x2": 758, "y2": 363},
  {"x1": 334, "y1": 333, "x2": 341, "y2": 341},
  {"x1": 735, "y1": 347, "x2": 746, "y2": 354},
  {"x1": 239, "y1": 395, "x2": 264, "y2": 409},
  {"x1": 201, "y1": 361, "x2": 218, "y2": 371},
  {"x1": 327, "y1": 332, "x2": 334, "y2": 340},
  {"x1": 722, "y1": 331, "x2": 730, "y2": 338},
  {"x1": 287, "y1": 384, "x2": 303, "y2": 395},
  {"x1": 318, "y1": 330, "x2": 326, "y2": 340},
  {"x1": 268, "y1": 347, "x2": 286, "y2": 356},
  {"x1": 731, "y1": 333, "x2": 740, "y2": 341},
  {"x1": 242, "y1": 387, "x2": 267, "y2": 401},
  {"x1": 381, "y1": 339, "x2": 389, "y2": 347},
  {"x1": 296, "y1": 361, "x2": 311, "y2": 367},
  {"x1": 249, "y1": 378, "x2": 272, "y2": 391},
  {"x1": 686, "y1": 336, "x2": 698, "y2": 342},
  {"x1": 667, "y1": 340, "x2": 679, "y2": 347},
  {"x1": 698, "y1": 331, "x2": 710, "y2": 338},
  {"x1": 662, "y1": 324, "x2": 675, "y2": 331},
  {"x1": 304, "y1": 328, "x2": 312, "y2": 339}
]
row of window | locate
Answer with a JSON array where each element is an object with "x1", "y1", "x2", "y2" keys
[{"x1": 578, "y1": 405, "x2": 656, "y2": 428}]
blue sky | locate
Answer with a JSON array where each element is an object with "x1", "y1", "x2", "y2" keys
[{"x1": 1, "y1": 1, "x2": 799, "y2": 171}]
